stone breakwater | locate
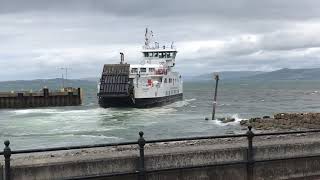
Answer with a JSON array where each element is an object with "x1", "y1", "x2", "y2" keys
[{"x1": 240, "y1": 113, "x2": 320, "y2": 130}]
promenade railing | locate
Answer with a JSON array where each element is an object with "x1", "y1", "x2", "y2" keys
[{"x1": 2, "y1": 126, "x2": 320, "y2": 180}]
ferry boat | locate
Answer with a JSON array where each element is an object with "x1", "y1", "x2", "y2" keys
[{"x1": 97, "y1": 28, "x2": 183, "y2": 108}]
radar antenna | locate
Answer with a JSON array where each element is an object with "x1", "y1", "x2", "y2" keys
[
  {"x1": 145, "y1": 28, "x2": 149, "y2": 47},
  {"x1": 144, "y1": 28, "x2": 154, "y2": 48}
]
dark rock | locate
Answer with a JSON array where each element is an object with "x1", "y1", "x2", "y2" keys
[
  {"x1": 240, "y1": 120, "x2": 248, "y2": 125},
  {"x1": 243, "y1": 113, "x2": 320, "y2": 130},
  {"x1": 221, "y1": 117, "x2": 235, "y2": 123},
  {"x1": 249, "y1": 117, "x2": 261, "y2": 123}
]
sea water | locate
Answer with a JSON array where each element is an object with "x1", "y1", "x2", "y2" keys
[{"x1": 1, "y1": 80, "x2": 320, "y2": 150}]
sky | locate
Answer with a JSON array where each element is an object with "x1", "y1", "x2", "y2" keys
[{"x1": 1, "y1": 0, "x2": 320, "y2": 81}]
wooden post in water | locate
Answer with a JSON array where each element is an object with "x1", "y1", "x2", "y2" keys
[{"x1": 212, "y1": 74, "x2": 219, "y2": 120}]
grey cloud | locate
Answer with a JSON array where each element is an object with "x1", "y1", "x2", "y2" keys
[
  {"x1": 1, "y1": 0, "x2": 320, "y2": 21},
  {"x1": 261, "y1": 29, "x2": 320, "y2": 51},
  {"x1": 0, "y1": 0, "x2": 320, "y2": 80}
]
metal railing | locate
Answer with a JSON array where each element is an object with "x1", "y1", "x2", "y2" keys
[{"x1": 2, "y1": 126, "x2": 320, "y2": 180}]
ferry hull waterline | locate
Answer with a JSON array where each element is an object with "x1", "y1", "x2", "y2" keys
[
  {"x1": 97, "y1": 29, "x2": 183, "y2": 108},
  {"x1": 99, "y1": 93, "x2": 183, "y2": 108}
]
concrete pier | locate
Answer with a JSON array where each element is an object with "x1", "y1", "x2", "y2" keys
[{"x1": 0, "y1": 87, "x2": 82, "y2": 108}]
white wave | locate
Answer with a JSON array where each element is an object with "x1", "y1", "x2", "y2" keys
[
  {"x1": 212, "y1": 120, "x2": 229, "y2": 126},
  {"x1": 131, "y1": 107, "x2": 177, "y2": 115},
  {"x1": 79, "y1": 135, "x2": 123, "y2": 140},
  {"x1": 12, "y1": 109, "x2": 59, "y2": 115},
  {"x1": 6, "y1": 127, "x2": 127, "y2": 137},
  {"x1": 12, "y1": 107, "x2": 107, "y2": 116},
  {"x1": 185, "y1": 98, "x2": 196, "y2": 102},
  {"x1": 167, "y1": 101, "x2": 189, "y2": 108},
  {"x1": 164, "y1": 98, "x2": 197, "y2": 108}
]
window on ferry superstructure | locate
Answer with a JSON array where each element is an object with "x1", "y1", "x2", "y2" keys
[
  {"x1": 148, "y1": 52, "x2": 153, "y2": 57},
  {"x1": 144, "y1": 52, "x2": 149, "y2": 57},
  {"x1": 131, "y1": 68, "x2": 138, "y2": 73},
  {"x1": 169, "y1": 78, "x2": 172, "y2": 83},
  {"x1": 140, "y1": 68, "x2": 147, "y2": 73},
  {"x1": 149, "y1": 68, "x2": 155, "y2": 73},
  {"x1": 166, "y1": 52, "x2": 171, "y2": 58},
  {"x1": 154, "y1": 52, "x2": 158, "y2": 57},
  {"x1": 164, "y1": 78, "x2": 167, "y2": 83}
]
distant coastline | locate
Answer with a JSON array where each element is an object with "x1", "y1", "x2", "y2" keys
[{"x1": 185, "y1": 67, "x2": 320, "y2": 81}]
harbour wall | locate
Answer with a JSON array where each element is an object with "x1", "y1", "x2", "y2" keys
[
  {"x1": 0, "y1": 88, "x2": 82, "y2": 108},
  {"x1": 3, "y1": 138, "x2": 320, "y2": 180}
]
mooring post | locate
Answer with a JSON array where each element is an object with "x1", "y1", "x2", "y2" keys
[
  {"x1": 212, "y1": 74, "x2": 219, "y2": 120},
  {"x1": 138, "y1": 131, "x2": 146, "y2": 180},
  {"x1": 3, "y1": 140, "x2": 11, "y2": 180},
  {"x1": 246, "y1": 126, "x2": 254, "y2": 180}
]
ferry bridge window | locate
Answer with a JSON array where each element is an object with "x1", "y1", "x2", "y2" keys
[
  {"x1": 144, "y1": 52, "x2": 149, "y2": 57},
  {"x1": 148, "y1": 52, "x2": 153, "y2": 57},
  {"x1": 154, "y1": 52, "x2": 158, "y2": 57},
  {"x1": 149, "y1": 68, "x2": 155, "y2": 72},
  {"x1": 131, "y1": 68, "x2": 138, "y2": 73},
  {"x1": 140, "y1": 68, "x2": 147, "y2": 73},
  {"x1": 159, "y1": 52, "x2": 165, "y2": 58},
  {"x1": 166, "y1": 52, "x2": 171, "y2": 58}
]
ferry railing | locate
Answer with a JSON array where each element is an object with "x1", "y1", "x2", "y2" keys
[{"x1": 2, "y1": 126, "x2": 320, "y2": 180}]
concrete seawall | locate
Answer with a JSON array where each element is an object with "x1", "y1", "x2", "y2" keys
[
  {"x1": 0, "y1": 87, "x2": 82, "y2": 108},
  {"x1": 3, "y1": 134, "x2": 320, "y2": 180}
]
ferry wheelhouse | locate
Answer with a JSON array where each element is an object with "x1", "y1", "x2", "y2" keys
[{"x1": 97, "y1": 29, "x2": 183, "y2": 108}]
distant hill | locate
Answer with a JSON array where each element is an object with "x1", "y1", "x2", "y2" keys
[
  {"x1": 79, "y1": 77, "x2": 99, "y2": 82},
  {"x1": 248, "y1": 68, "x2": 320, "y2": 80},
  {"x1": 186, "y1": 68, "x2": 320, "y2": 81},
  {"x1": 0, "y1": 78, "x2": 96, "y2": 92},
  {"x1": 188, "y1": 71, "x2": 264, "y2": 81},
  {"x1": 2, "y1": 68, "x2": 320, "y2": 91}
]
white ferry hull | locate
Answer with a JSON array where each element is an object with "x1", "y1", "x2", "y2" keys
[{"x1": 99, "y1": 93, "x2": 183, "y2": 108}]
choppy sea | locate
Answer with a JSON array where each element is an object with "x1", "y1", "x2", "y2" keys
[{"x1": 1, "y1": 80, "x2": 320, "y2": 150}]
